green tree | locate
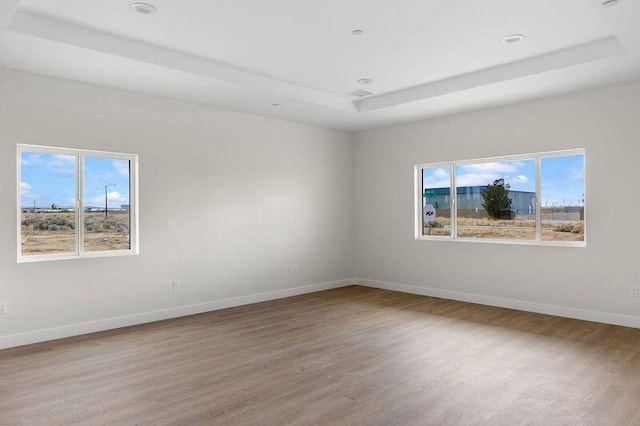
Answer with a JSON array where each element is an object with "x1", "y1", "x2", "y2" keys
[{"x1": 481, "y1": 178, "x2": 512, "y2": 219}]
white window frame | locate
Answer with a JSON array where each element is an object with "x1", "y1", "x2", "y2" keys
[
  {"x1": 17, "y1": 144, "x2": 139, "y2": 262},
  {"x1": 414, "y1": 148, "x2": 585, "y2": 247}
]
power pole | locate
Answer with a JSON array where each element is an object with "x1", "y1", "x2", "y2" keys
[{"x1": 105, "y1": 184, "x2": 116, "y2": 217}]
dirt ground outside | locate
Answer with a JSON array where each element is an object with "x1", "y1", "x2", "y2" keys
[
  {"x1": 21, "y1": 212, "x2": 130, "y2": 255},
  {"x1": 423, "y1": 217, "x2": 584, "y2": 241}
]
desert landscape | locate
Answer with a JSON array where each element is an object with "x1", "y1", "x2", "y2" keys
[
  {"x1": 21, "y1": 212, "x2": 130, "y2": 255},
  {"x1": 424, "y1": 216, "x2": 584, "y2": 241}
]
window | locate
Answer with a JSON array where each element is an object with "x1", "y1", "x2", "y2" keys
[
  {"x1": 421, "y1": 165, "x2": 452, "y2": 237},
  {"x1": 416, "y1": 149, "x2": 585, "y2": 246},
  {"x1": 18, "y1": 145, "x2": 138, "y2": 262}
]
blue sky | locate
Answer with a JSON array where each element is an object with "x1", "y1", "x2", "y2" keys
[
  {"x1": 540, "y1": 155, "x2": 584, "y2": 207},
  {"x1": 423, "y1": 155, "x2": 584, "y2": 206},
  {"x1": 21, "y1": 152, "x2": 130, "y2": 208}
]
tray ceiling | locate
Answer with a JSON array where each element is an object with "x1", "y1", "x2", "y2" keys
[{"x1": 0, "y1": 0, "x2": 639, "y2": 131}]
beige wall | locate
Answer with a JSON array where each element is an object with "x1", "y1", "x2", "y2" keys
[
  {"x1": 354, "y1": 81, "x2": 640, "y2": 323},
  {"x1": 0, "y1": 68, "x2": 354, "y2": 346}
]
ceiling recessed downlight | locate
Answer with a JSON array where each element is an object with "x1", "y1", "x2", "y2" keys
[
  {"x1": 357, "y1": 78, "x2": 373, "y2": 85},
  {"x1": 352, "y1": 29, "x2": 363, "y2": 36},
  {"x1": 130, "y1": 2, "x2": 157, "y2": 15},
  {"x1": 502, "y1": 34, "x2": 525, "y2": 44},
  {"x1": 602, "y1": 0, "x2": 618, "y2": 7},
  {"x1": 271, "y1": 103, "x2": 280, "y2": 107}
]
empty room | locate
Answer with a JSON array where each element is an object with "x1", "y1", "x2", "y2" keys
[{"x1": 1, "y1": 0, "x2": 640, "y2": 424}]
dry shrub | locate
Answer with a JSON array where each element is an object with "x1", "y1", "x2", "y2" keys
[
  {"x1": 21, "y1": 213, "x2": 129, "y2": 234},
  {"x1": 84, "y1": 214, "x2": 129, "y2": 233},
  {"x1": 553, "y1": 222, "x2": 584, "y2": 234},
  {"x1": 21, "y1": 215, "x2": 74, "y2": 232}
]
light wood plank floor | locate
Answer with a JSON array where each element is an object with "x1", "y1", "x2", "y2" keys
[{"x1": 1, "y1": 286, "x2": 640, "y2": 425}]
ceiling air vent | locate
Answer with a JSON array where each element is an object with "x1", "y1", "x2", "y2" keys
[{"x1": 349, "y1": 89, "x2": 375, "y2": 98}]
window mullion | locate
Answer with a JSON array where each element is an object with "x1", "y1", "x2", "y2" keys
[
  {"x1": 415, "y1": 165, "x2": 422, "y2": 239},
  {"x1": 77, "y1": 154, "x2": 84, "y2": 255},
  {"x1": 421, "y1": 167, "x2": 425, "y2": 238},
  {"x1": 451, "y1": 163, "x2": 456, "y2": 239},
  {"x1": 130, "y1": 158, "x2": 137, "y2": 252},
  {"x1": 535, "y1": 156, "x2": 541, "y2": 241}
]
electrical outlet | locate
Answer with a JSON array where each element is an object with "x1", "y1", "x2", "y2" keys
[
  {"x1": 172, "y1": 280, "x2": 180, "y2": 291},
  {"x1": 0, "y1": 301, "x2": 7, "y2": 314},
  {"x1": 631, "y1": 285, "x2": 639, "y2": 298},
  {"x1": 288, "y1": 265, "x2": 298, "y2": 275}
]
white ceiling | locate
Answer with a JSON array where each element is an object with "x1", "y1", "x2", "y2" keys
[{"x1": 0, "y1": 0, "x2": 639, "y2": 131}]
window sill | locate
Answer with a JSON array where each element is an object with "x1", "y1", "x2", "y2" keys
[
  {"x1": 18, "y1": 249, "x2": 139, "y2": 263},
  {"x1": 415, "y1": 236, "x2": 586, "y2": 248}
]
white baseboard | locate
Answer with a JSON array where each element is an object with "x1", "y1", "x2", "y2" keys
[
  {"x1": 4, "y1": 277, "x2": 638, "y2": 350},
  {"x1": 354, "y1": 278, "x2": 640, "y2": 329},
  {"x1": 0, "y1": 279, "x2": 353, "y2": 350}
]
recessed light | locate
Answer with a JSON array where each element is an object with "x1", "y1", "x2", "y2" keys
[
  {"x1": 271, "y1": 103, "x2": 280, "y2": 107},
  {"x1": 502, "y1": 34, "x2": 525, "y2": 44},
  {"x1": 602, "y1": 0, "x2": 618, "y2": 7},
  {"x1": 357, "y1": 78, "x2": 373, "y2": 85},
  {"x1": 352, "y1": 29, "x2": 363, "y2": 36},
  {"x1": 130, "y1": 2, "x2": 157, "y2": 15}
]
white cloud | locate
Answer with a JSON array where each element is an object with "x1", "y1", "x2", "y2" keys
[
  {"x1": 49, "y1": 155, "x2": 75, "y2": 176},
  {"x1": 20, "y1": 153, "x2": 41, "y2": 166},
  {"x1": 433, "y1": 168, "x2": 449, "y2": 178},
  {"x1": 89, "y1": 191, "x2": 129, "y2": 206},
  {"x1": 423, "y1": 168, "x2": 450, "y2": 188},
  {"x1": 423, "y1": 178, "x2": 450, "y2": 189},
  {"x1": 425, "y1": 161, "x2": 532, "y2": 190},
  {"x1": 113, "y1": 159, "x2": 130, "y2": 178},
  {"x1": 21, "y1": 153, "x2": 74, "y2": 173},
  {"x1": 52, "y1": 154, "x2": 75, "y2": 163},
  {"x1": 426, "y1": 171, "x2": 505, "y2": 188},
  {"x1": 454, "y1": 161, "x2": 530, "y2": 188},
  {"x1": 20, "y1": 181, "x2": 36, "y2": 201},
  {"x1": 458, "y1": 162, "x2": 520, "y2": 174},
  {"x1": 456, "y1": 173, "x2": 502, "y2": 187}
]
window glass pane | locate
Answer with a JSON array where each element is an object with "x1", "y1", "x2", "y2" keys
[
  {"x1": 422, "y1": 166, "x2": 451, "y2": 236},
  {"x1": 541, "y1": 154, "x2": 584, "y2": 242},
  {"x1": 20, "y1": 152, "x2": 77, "y2": 255},
  {"x1": 455, "y1": 160, "x2": 536, "y2": 240},
  {"x1": 83, "y1": 157, "x2": 131, "y2": 252}
]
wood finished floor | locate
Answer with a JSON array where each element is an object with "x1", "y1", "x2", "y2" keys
[{"x1": 1, "y1": 286, "x2": 640, "y2": 425}]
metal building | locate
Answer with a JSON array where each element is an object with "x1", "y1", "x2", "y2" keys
[{"x1": 424, "y1": 186, "x2": 536, "y2": 215}]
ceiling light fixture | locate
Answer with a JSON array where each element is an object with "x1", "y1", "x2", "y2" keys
[
  {"x1": 602, "y1": 0, "x2": 618, "y2": 7},
  {"x1": 502, "y1": 34, "x2": 525, "y2": 44},
  {"x1": 357, "y1": 78, "x2": 373, "y2": 85},
  {"x1": 130, "y1": 2, "x2": 158, "y2": 15},
  {"x1": 271, "y1": 103, "x2": 280, "y2": 107},
  {"x1": 352, "y1": 29, "x2": 363, "y2": 36}
]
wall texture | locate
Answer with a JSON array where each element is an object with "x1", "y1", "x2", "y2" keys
[
  {"x1": 354, "y1": 81, "x2": 640, "y2": 326},
  {"x1": 0, "y1": 68, "x2": 355, "y2": 347}
]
